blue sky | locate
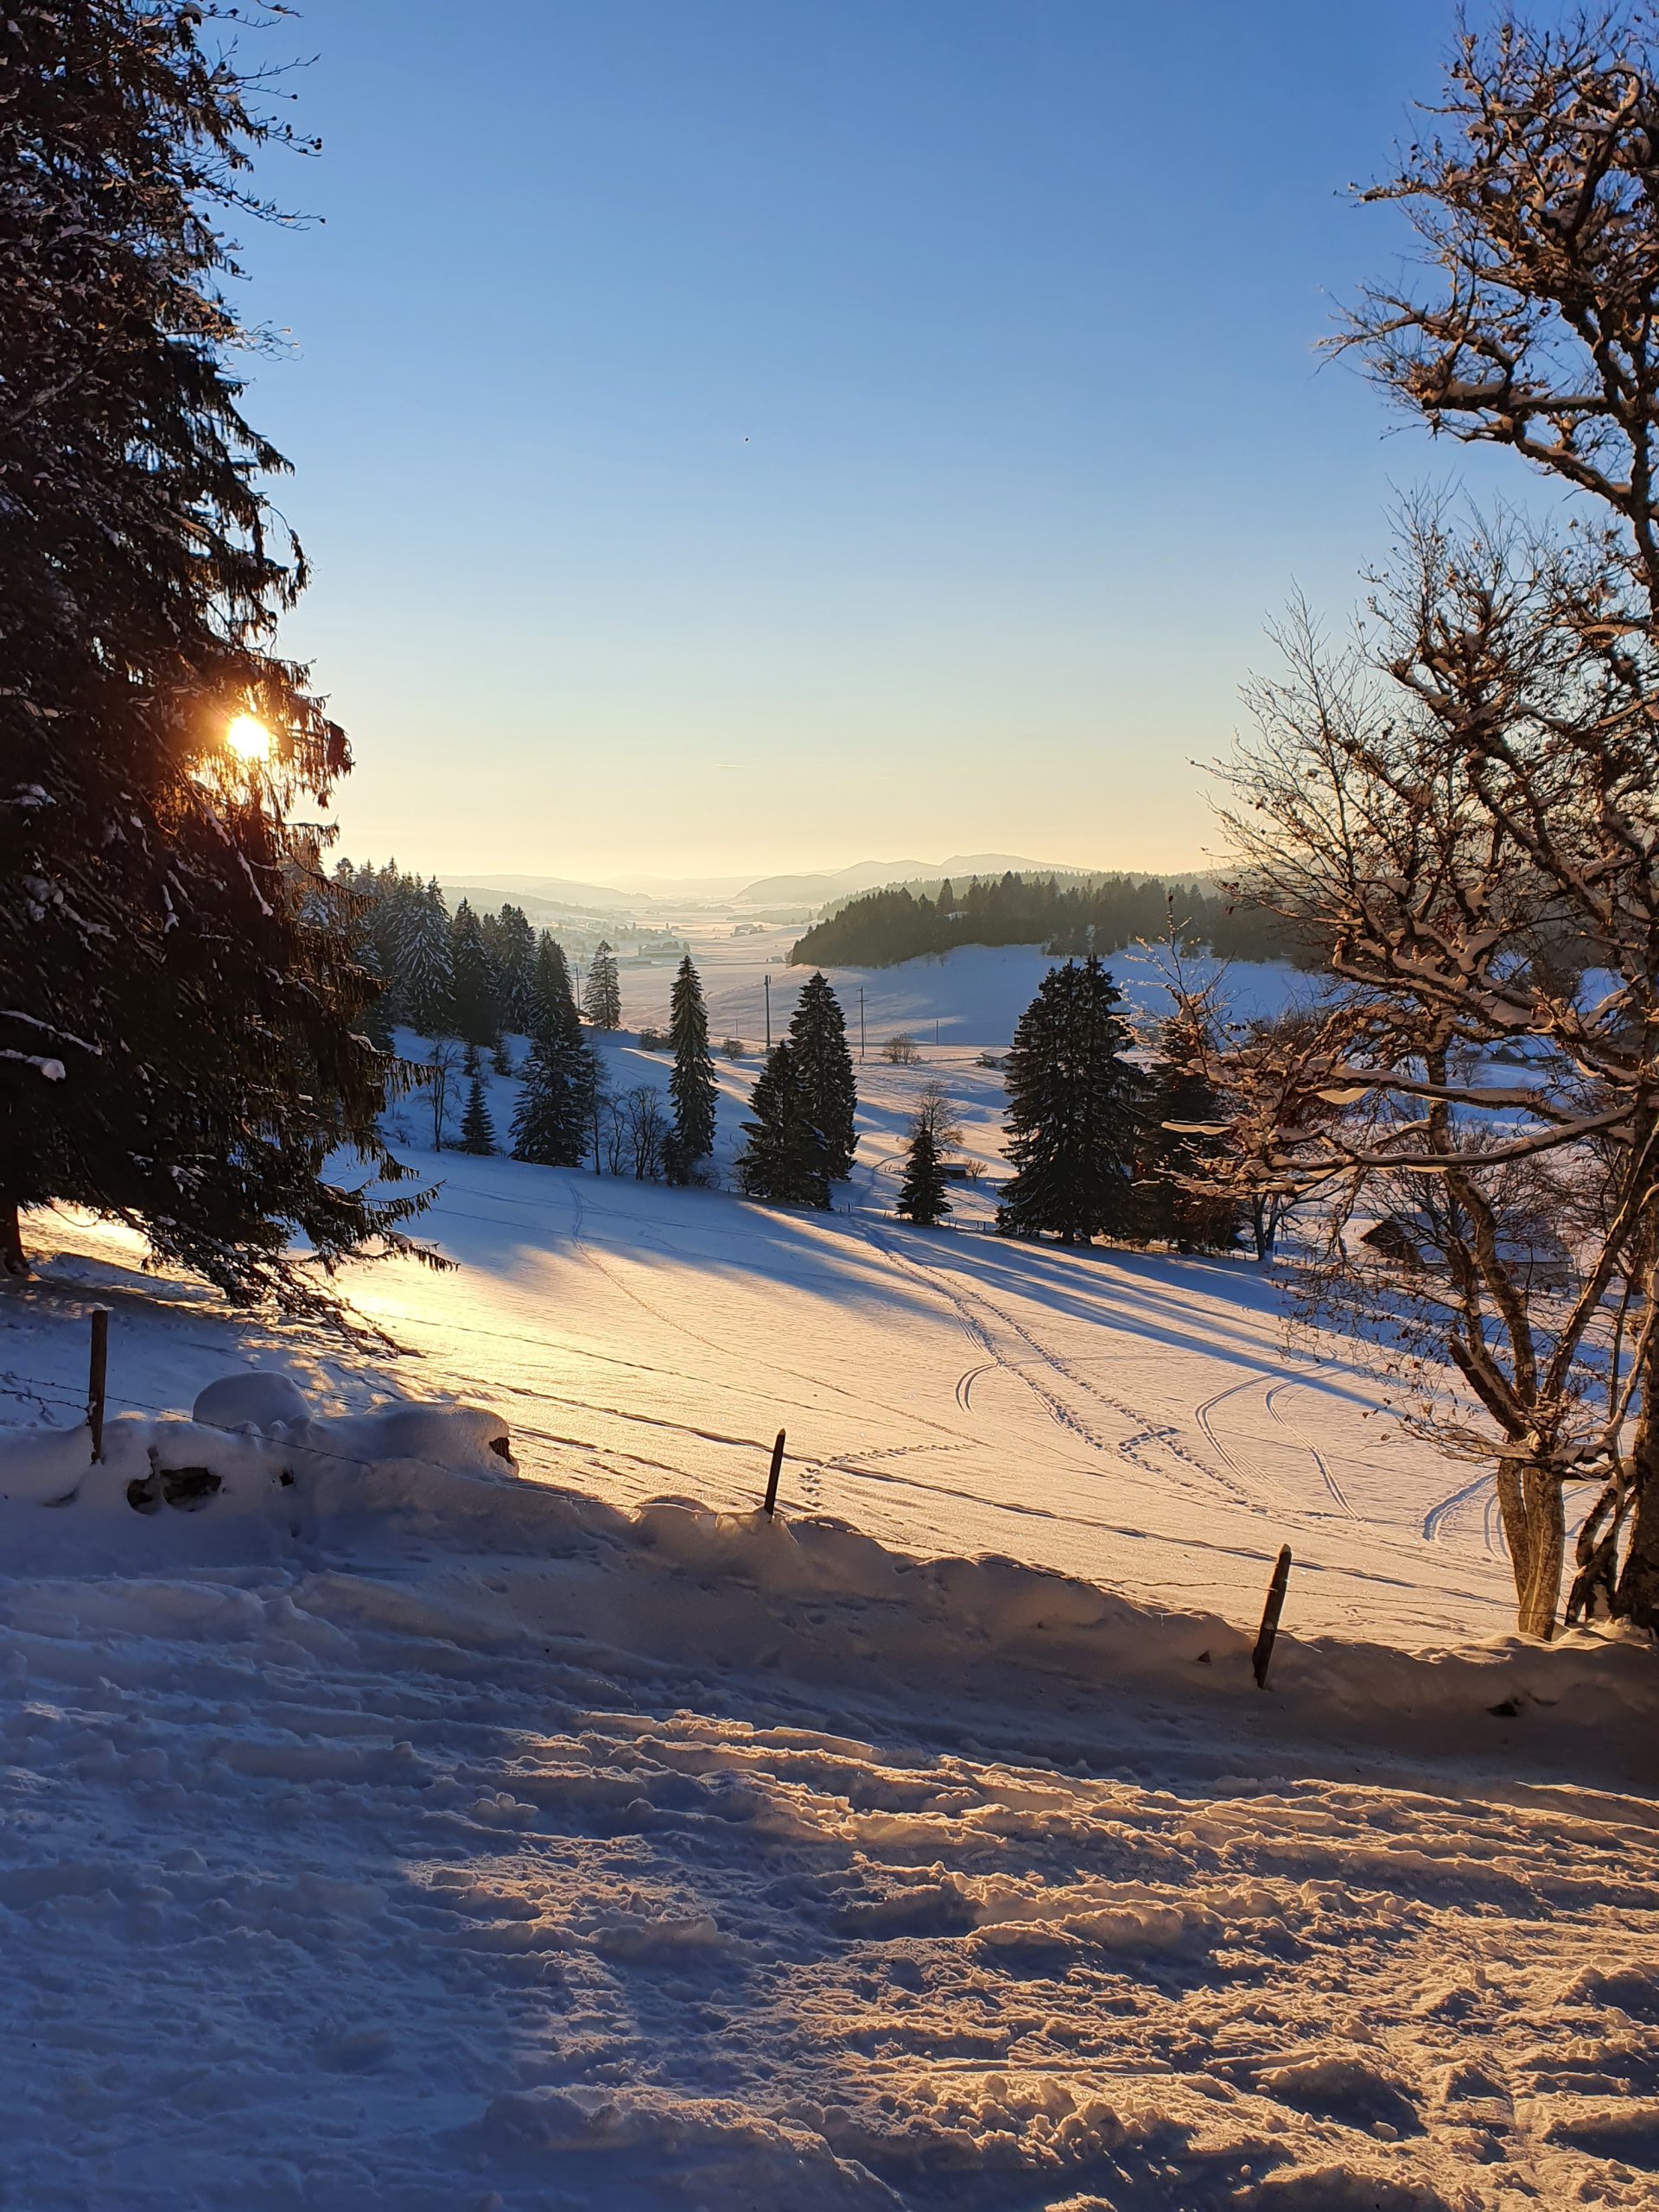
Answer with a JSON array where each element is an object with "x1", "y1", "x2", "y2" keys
[{"x1": 243, "y1": 0, "x2": 1486, "y2": 880}]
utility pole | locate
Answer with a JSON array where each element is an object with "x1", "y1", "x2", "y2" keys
[{"x1": 764, "y1": 970, "x2": 771, "y2": 1052}]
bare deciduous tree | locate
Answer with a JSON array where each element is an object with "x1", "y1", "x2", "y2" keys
[
  {"x1": 1192, "y1": 515, "x2": 1659, "y2": 1639},
  {"x1": 1183, "y1": 12, "x2": 1659, "y2": 1637},
  {"x1": 914, "y1": 1082, "x2": 963, "y2": 1152},
  {"x1": 620, "y1": 1086, "x2": 670, "y2": 1181},
  {"x1": 426, "y1": 1039, "x2": 464, "y2": 1153}
]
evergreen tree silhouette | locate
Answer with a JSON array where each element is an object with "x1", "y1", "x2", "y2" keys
[
  {"x1": 0, "y1": 3, "x2": 430, "y2": 1307},
  {"x1": 511, "y1": 1036, "x2": 590, "y2": 1167},
  {"x1": 583, "y1": 941, "x2": 622, "y2": 1031},
  {"x1": 1133, "y1": 1018, "x2": 1240, "y2": 1252},
  {"x1": 787, "y1": 972, "x2": 857, "y2": 1178},
  {"x1": 895, "y1": 1116, "x2": 950, "y2": 1227},
  {"x1": 449, "y1": 899, "x2": 499, "y2": 1047},
  {"x1": 489, "y1": 904, "x2": 537, "y2": 1032},
  {"x1": 531, "y1": 934, "x2": 581, "y2": 1044},
  {"x1": 457, "y1": 1075, "x2": 497, "y2": 1156},
  {"x1": 399, "y1": 881, "x2": 455, "y2": 1036},
  {"x1": 736, "y1": 1042, "x2": 830, "y2": 1208},
  {"x1": 999, "y1": 957, "x2": 1141, "y2": 1243},
  {"x1": 668, "y1": 956, "x2": 717, "y2": 1172}
]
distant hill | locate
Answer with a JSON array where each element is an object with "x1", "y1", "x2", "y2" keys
[
  {"x1": 439, "y1": 874, "x2": 638, "y2": 912},
  {"x1": 737, "y1": 854, "x2": 1090, "y2": 906},
  {"x1": 791, "y1": 871, "x2": 1313, "y2": 969}
]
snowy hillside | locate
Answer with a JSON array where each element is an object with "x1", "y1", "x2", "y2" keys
[
  {"x1": 5, "y1": 998, "x2": 1658, "y2": 2209},
  {"x1": 35, "y1": 1047, "x2": 1514, "y2": 1649}
]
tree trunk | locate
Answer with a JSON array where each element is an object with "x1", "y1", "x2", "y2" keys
[
  {"x1": 1, "y1": 1198, "x2": 27, "y2": 1279},
  {"x1": 1566, "y1": 1470, "x2": 1630, "y2": 1625},
  {"x1": 1615, "y1": 1392, "x2": 1659, "y2": 1637},
  {"x1": 1495, "y1": 1454, "x2": 1564, "y2": 1640}
]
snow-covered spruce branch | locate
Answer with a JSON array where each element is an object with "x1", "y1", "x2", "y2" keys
[{"x1": 0, "y1": 1011, "x2": 100, "y2": 1055}]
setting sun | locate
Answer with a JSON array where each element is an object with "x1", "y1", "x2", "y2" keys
[{"x1": 225, "y1": 712, "x2": 270, "y2": 762}]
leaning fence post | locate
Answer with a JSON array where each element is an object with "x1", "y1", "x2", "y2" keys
[
  {"x1": 762, "y1": 1428, "x2": 786, "y2": 1517},
  {"x1": 1252, "y1": 1544, "x2": 1292, "y2": 1688},
  {"x1": 87, "y1": 1308, "x2": 110, "y2": 1464}
]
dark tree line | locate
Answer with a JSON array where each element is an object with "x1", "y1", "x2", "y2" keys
[
  {"x1": 334, "y1": 861, "x2": 563, "y2": 1049},
  {"x1": 791, "y1": 872, "x2": 1312, "y2": 971}
]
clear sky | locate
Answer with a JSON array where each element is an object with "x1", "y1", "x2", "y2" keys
[{"x1": 242, "y1": 0, "x2": 1485, "y2": 882}]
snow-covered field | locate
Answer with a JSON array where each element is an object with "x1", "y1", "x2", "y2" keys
[
  {"x1": 603, "y1": 925, "x2": 1312, "y2": 1058},
  {"x1": 3, "y1": 943, "x2": 1657, "y2": 2209}
]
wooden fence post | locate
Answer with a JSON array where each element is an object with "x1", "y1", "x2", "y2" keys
[
  {"x1": 763, "y1": 1429, "x2": 786, "y2": 1517},
  {"x1": 87, "y1": 1308, "x2": 110, "y2": 1464},
  {"x1": 1252, "y1": 1545, "x2": 1292, "y2": 1688}
]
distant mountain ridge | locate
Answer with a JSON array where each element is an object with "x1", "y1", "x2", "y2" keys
[
  {"x1": 734, "y1": 854, "x2": 1093, "y2": 906},
  {"x1": 437, "y1": 855, "x2": 1102, "y2": 913},
  {"x1": 436, "y1": 854, "x2": 1206, "y2": 916}
]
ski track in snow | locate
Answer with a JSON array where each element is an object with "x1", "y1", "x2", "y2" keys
[
  {"x1": 1424, "y1": 1471, "x2": 1497, "y2": 1548},
  {"x1": 1265, "y1": 1380, "x2": 1356, "y2": 1520},
  {"x1": 861, "y1": 1218, "x2": 1269, "y2": 1517}
]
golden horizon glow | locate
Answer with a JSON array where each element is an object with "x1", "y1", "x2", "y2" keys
[{"x1": 226, "y1": 713, "x2": 271, "y2": 763}]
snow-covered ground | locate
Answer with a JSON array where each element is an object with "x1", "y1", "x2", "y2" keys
[
  {"x1": 602, "y1": 925, "x2": 1312, "y2": 1057},
  {"x1": 4, "y1": 941, "x2": 1657, "y2": 2209}
]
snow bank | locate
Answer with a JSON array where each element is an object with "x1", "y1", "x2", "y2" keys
[
  {"x1": 2, "y1": 1370, "x2": 1655, "y2": 2209},
  {"x1": 0, "y1": 1395, "x2": 512, "y2": 1571},
  {"x1": 3, "y1": 1382, "x2": 1650, "y2": 1777}
]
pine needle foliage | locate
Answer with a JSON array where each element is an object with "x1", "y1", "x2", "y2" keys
[
  {"x1": 510, "y1": 1035, "x2": 591, "y2": 1169},
  {"x1": 736, "y1": 1042, "x2": 830, "y2": 1209},
  {"x1": 895, "y1": 1116, "x2": 950, "y2": 1227},
  {"x1": 998, "y1": 958, "x2": 1141, "y2": 1244},
  {"x1": 668, "y1": 955, "x2": 717, "y2": 1169},
  {"x1": 786, "y1": 972, "x2": 857, "y2": 1179},
  {"x1": 531, "y1": 934, "x2": 582, "y2": 1046},
  {"x1": 398, "y1": 882, "x2": 455, "y2": 1035},
  {"x1": 448, "y1": 900, "x2": 499, "y2": 1049},
  {"x1": 0, "y1": 1, "x2": 432, "y2": 1310},
  {"x1": 1134, "y1": 1027, "x2": 1241, "y2": 1253},
  {"x1": 457, "y1": 1076, "x2": 497, "y2": 1156},
  {"x1": 582, "y1": 941, "x2": 622, "y2": 1031}
]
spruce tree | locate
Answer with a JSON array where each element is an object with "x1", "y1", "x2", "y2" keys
[
  {"x1": 736, "y1": 1042, "x2": 830, "y2": 1208},
  {"x1": 583, "y1": 941, "x2": 622, "y2": 1031},
  {"x1": 895, "y1": 1116, "x2": 950, "y2": 1227},
  {"x1": 0, "y1": 2, "x2": 429, "y2": 1308},
  {"x1": 1133, "y1": 1014, "x2": 1241, "y2": 1252},
  {"x1": 511, "y1": 1036, "x2": 590, "y2": 1167},
  {"x1": 449, "y1": 899, "x2": 499, "y2": 1047},
  {"x1": 457, "y1": 1075, "x2": 497, "y2": 1155},
  {"x1": 489, "y1": 903, "x2": 537, "y2": 1033},
  {"x1": 368, "y1": 860, "x2": 417, "y2": 1020},
  {"x1": 400, "y1": 882, "x2": 455, "y2": 1037},
  {"x1": 787, "y1": 972, "x2": 857, "y2": 1179},
  {"x1": 998, "y1": 957, "x2": 1142, "y2": 1244},
  {"x1": 667, "y1": 955, "x2": 717, "y2": 1171},
  {"x1": 531, "y1": 933, "x2": 581, "y2": 1045}
]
